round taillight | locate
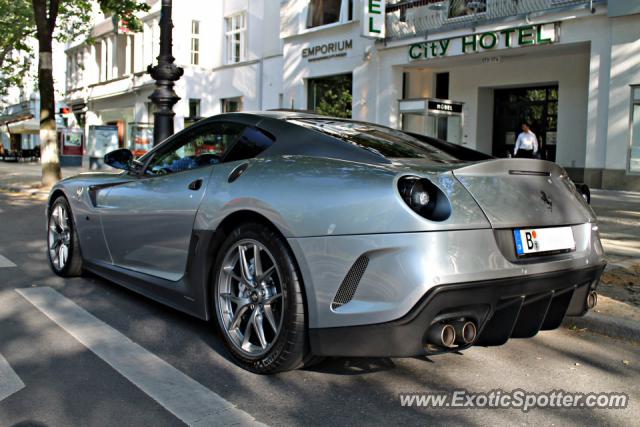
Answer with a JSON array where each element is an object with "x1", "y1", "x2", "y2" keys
[{"x1": 398, "y1": 176, "x2": 451, "y2": 221}]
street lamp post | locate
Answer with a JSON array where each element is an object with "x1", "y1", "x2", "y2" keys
[{"x1": 148, "y1": 0, "x2": 184, "y2": 146}]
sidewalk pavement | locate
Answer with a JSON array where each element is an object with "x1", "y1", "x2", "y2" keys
[
  {"x1": 563, "y1": 189, "x2": 640, "y2": 342},
  {"x1": 1, "y1": 160, "x2": 639, "y2": 340},
  {"x1": 0, "y1": 161, "x2": 87, "y2": 197}
]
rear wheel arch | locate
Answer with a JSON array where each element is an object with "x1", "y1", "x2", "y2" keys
[
  {"x1": 207, "y1": 214, "x2": 317, "y2": 372},
  {"x1": 203, "y1": 210, "x2": 309, "y2": 320}
]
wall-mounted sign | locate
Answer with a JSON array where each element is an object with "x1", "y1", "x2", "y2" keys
[
  {"x1": 428, "y1": 100, "x2": 463, "y2": 115},
  {"x1": 58, "y1": 128, "x2": 84, "y2": 156},
  {"x1": 409, "y1": 23, "x2": 557, "y2": 61},
  {"x1": 302, "y1": 39, "x2": 353, "y2": 62},
  {"x1": 363, "y1": 0, "x2": 386, "y2": 38}
]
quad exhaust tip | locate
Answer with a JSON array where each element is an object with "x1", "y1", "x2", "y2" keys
[
  {"x1": 586, "y1": 291, "x2": 598, "y2": 310},
  {"x1": 427, "y1": 323, "x2": 457, "y2": 348},
  {"x1": 427, "y1": 319, "x2": 478, "y2": 348},
  {"x1": 453, "y1": 320, "x2": 477, "y2": 345}
]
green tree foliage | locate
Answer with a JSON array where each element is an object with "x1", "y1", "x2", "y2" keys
[
  {"x1": 0, "y1": 0, "x2": 35, "y2": 98},
  {"x1": 1, "y1": 0, "x2": 149, "y2": 185},
  {"x1": 315, "y1": 88, "x2": 353, "y2": 119}
]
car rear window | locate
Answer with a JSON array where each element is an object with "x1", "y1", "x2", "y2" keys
[{"x1": 289, "y1": 119, "x2": 461, "y2": 163}]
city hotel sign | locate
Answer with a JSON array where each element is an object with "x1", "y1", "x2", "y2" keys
[
  {"x1": 363, "y1": 0, "x2": 386, "y2": 38},
  {"x1": 408, "y1": 23, "x2": 558, "y2": 61},
  {"x1": 302, "y1": 39, "x2": 353, "y2": 62}
]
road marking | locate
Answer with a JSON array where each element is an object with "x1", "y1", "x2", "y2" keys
[
  {"x1": 0, "y1": 352, "x2": 25, "y2": 402},
  {"x1": 0, "y1": 255, "x2": 16, "y2": 268},
  {"x1": 17, "y1": 287, "x2": 265, "y2": 427}
]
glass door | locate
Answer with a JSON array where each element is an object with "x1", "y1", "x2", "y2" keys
[{"x1": 492, "y1": 85, "x2": 558, "y2": 160}]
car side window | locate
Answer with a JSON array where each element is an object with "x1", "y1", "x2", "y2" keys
[
  {"x1": 224, "y1": 127, "x2": 275, "y2": 162},
  {"x1": 147, "y1": 122, "x2": 244, "y2": 175}
]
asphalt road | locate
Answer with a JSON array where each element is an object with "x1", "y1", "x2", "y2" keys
[{"x1": 0, "y1": 191, "x2": 638, "y2": 426}]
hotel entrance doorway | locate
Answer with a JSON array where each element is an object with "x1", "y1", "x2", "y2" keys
[{"x1": 492, "y1": 85, "x2": 558, "y2": 161}]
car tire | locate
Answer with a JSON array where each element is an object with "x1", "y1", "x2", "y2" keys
[
  {"x1": 213, "y1": 222, "x2": 309, "y2": 374},
  {"x1": 47, "y1": 196, "x2": 83, "y2": 277}
]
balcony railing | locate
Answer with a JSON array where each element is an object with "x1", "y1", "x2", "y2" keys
[{"x1": 384, "y1": 0, "x2": 600, "y2": 41}]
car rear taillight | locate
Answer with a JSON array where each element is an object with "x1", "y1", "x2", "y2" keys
[{"x1": 398, "y1": 176, "x2": 451, "y2": 221}]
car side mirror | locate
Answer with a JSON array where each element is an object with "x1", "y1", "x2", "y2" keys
[{"x1": 104, "y1": 148, "x2": 134, "y2": 171}]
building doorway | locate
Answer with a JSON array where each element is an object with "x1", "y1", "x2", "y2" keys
[{"x1": 492, "y1": 85, "x2": 558, "y2": 161}]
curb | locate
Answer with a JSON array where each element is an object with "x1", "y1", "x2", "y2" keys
[{"x1": 563, "y1": 312, "x2": 640, "y2": 342}]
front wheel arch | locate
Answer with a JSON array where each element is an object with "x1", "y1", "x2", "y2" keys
[{"x1": 48, "y1": 189, "x2": 67, "y2": 214}]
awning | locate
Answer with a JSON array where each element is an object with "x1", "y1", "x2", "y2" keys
[{"x1": 0, "y1": 112, "x2": 39, "y2": 134}]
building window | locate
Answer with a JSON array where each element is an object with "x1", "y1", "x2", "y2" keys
[
  {"x1": 306, "y1": 0, "x2": 353, "y2": 28},
  {"x1": 191, "y1": 20, "x2": 200, "y2": 65},
  {"x1": 448, "y1": 0, "x2": 487, "y2": 19},
  {"x1": 630, "y1": 86, "x2": 640, "y2": 173},
  {"x1": 222, "y1": 97, "x2": 243, "y2": 113},
  {"x1": 225, "y1": 13, "x2": 247, "y2": 64},
  {"x1": 189, "y1": 99, "x2": 201, "y2": 119},
  {"x1": 185, "y1": 98, "x2": 202, "y2": 127},
  {"x1": 307, "y1": 73, "x2": 352, "y2": 118}
]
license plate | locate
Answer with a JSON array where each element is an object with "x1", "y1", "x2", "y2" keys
[{"x1": 514, "y1": 227, "x2": 576, "y2": 256}]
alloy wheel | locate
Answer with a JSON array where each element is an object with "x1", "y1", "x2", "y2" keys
[
  {"x1": 48, "y1": 204, "x2": 71, "y2": 271},
  {"x1": 217, "y1": 239, "x2": 284, "y2": 358}
]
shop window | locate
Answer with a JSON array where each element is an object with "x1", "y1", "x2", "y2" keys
[
  {"x1": 225, "y1": 13, "x2": 247, "y2": 64},
  {"x1": 191, "y1": 20, "x2": 200, "y2": 65},
  {"x1": 307, "y1": 73, "x2": 352, "y2": 118},
  {"x1": 222, "y1": 97, "x2": 243, "y2": 113},
  {"x1": 306, "y1": 0, "x2": 353, "y2": 29},
  {"x1": 630, "y1": 86, "x2": 640, "y2": 173},
  {"x1": 448, "y1": 0, "x2": 487, "y2": 19}
]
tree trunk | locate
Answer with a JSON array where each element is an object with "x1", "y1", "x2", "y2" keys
[{"x1": 32, "y1": 0, "x2": 61, "y2": 187}]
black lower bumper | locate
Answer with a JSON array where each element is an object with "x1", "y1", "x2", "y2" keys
[{"x1": 309, "y1": 264, "x2": 605, "y2": 357}]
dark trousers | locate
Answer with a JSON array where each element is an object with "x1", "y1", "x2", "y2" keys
[{"x1": 515, "y1": 150, "x2": 534, "y2": 159}]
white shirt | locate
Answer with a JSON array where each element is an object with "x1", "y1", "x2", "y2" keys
[{"x1": 514, "y1": 130, "x2": 539, "y2": 155}]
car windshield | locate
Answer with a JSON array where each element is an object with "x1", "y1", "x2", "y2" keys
[{"x1": 290, "y1": 119, "x2": 461, "y2": 163}]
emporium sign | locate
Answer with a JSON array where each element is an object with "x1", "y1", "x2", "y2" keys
[
  {"x1": 302, "y1": 39, "x2": 353, "y2": 62},
  {"x1": 408, "y1": 23, "x2": 558, "y2": 61}
]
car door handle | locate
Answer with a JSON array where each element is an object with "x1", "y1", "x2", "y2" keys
[{"x1": 188, "y1": 179, "x2": 203, "y2": 191}]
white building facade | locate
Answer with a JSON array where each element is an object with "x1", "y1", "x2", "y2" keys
[
  {"x1": 64, "y1": 0, "x2": 283, "y2": 156},
  {"x1": 64, "y1": 0, "x2": 640, "y2": 190},
  {"x1": 278, "y1": 0, "x2": 640, "y2": 190}
]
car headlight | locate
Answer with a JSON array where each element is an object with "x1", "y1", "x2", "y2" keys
[{"x1": 398, "y1": 176, "x2": 451, "y2": 221}]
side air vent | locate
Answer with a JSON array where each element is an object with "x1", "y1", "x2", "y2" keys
[{"x1": 331, "y1": 255, "x2": 369, "y2": 310}]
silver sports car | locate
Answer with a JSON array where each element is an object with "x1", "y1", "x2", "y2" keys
[{"x1": 46, "y1": 111, "x2": 605, "y2": 373}]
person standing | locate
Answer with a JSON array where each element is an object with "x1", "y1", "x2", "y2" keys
[{"x1": 513, "y1": 123, "x2": 539, "y2": 159}]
